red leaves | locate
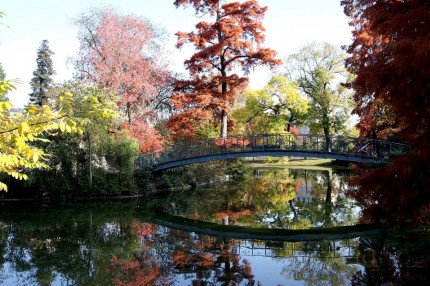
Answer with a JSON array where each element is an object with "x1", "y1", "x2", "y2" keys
[
  {"x1": 349, "y1": 150, "x2": 430, "y2": 226},
  {"x1": 122, "y1": 119, "x2": 164, "y2": 154},
  {"x1": 112, "y1": 253, "x2": 161, "y2": 286},
  {"x1": 81, "y1": 8, "x2": 167, "y2": 106},
  {"x1": 76, "y1": 7, "x2": 170, "y2": 153},
  {"x1": 343, "y1": 0, "x2": 430, "y2": 225},
  {"x1": 343, "y1": 0, "x2": 430, "y2": 145},
  {"x1": 170, "y1": 0, "x2": 281, "y2": 139}
]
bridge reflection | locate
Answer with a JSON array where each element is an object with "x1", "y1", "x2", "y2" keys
[{"x1": 139, "y1": 134, "x2": 409, "y2": 171}]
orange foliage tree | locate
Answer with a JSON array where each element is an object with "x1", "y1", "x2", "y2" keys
[
  {"x1": 342, "y1": 0, "x2": 430, "y2": 225},
  {"x1": 168, "y1": 0, "x2": 281, "y2": 139}
]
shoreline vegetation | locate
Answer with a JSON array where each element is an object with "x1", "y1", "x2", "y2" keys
[{"x1": 0, "y1": 158, "x2": 349, "y2": 202}]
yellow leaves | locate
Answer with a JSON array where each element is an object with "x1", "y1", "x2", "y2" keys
[
  {"x1": 59, "y1": 122, "x2": 66, "y2": 132},
  {"x1": 18, "y1": 122, "x2": 30, "y2": 136},
  {"x1": 10, "y1": 171, "x2": 28, "y2": 180},
  {"x1": 58, "y1": 91, "x2": 73, "y2": 103},
  {"x1": 1, "y1": 80, "x2": 120, "y2": 191},
  {"x1": 27, "y1": 104, "x2": 39, "y2": 115},
  {"x1": 1, "y1": 82, "x2": 80, "y2": 191},
  {"x1": 0, "y1": 182, "x2": 7, "y2": 192},
  {"x1": 0, "y1": 101, "x2": 13, "y2": 110},
  {"x1": 89, "y1": 95, "x2": 100, "y2": 104},
  {"x1": 0, "y1": 79, "x2": 15, "y2": 94}
]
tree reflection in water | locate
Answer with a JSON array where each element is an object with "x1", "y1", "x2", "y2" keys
[
  {"x1": 0, "y1": 164, "x2": 429, "y2": 285},
  {"x1": 162, "y1": 162, "x2": 357, "y2": 231}
]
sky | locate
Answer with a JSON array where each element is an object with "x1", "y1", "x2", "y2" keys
[{"x1": 0, "y1": 0, "x2": 352, "y2": 108}]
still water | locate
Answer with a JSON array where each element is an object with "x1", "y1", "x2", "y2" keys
[{"x1": 0, "y1": 165, "x2": 429, "y2": 285}]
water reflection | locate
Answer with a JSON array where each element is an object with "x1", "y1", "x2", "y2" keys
[
  {"x1": 162, "y1": 166, "x2": 358, "y2": 230},
  {"x1": 0, "y1": 164, "x2": 429, "y2": 285}
]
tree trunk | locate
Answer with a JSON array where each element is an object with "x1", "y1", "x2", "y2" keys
[
  {"x1": 87, "y1": 132, "x2": 93, "y2": 188},
  {"x1": 221, "y1": 110, "x2": 228, "y2": 138},
  {"x1": 323, "y1": 124, "x2": 331, "y2": 152},
  {"x1": 321, "y1": 112, "x2": 332, "y2": 151}
]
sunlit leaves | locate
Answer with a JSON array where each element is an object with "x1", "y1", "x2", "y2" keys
[
  {"x1": 233, "y1": 75, "x2": 309, "y2": 135},
  {"x1": 286, "y1": 42, "x2": 355, "y2": 137},
  {"x1": 0, "y1": 80, "x2": 117, "y2": 191},
  {"x1": 0, "y1": 79, "x2": 14, "y2": 95},
  {"x1": 170, "y1": 0, "x2": 281, "y2": 139},
  {"x1": 74, "y1": 7, "x2": 170, "y2": 153}
]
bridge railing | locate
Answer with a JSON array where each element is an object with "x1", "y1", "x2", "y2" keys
[{"x1": 138, "y1": 134, "x2": 409, "y2": 168}]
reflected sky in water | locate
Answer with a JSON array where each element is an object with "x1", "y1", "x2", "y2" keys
[{"x1": 0, "y1": 164, "x2": 428, "y2": 285}]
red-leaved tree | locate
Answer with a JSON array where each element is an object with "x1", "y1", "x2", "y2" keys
[
  {"x1": 342, "y1": 0, "x2": 430, "y2": 225},
  {"x1": 168, "y1": 0, "x2": 281, "y2": 139},
  {"x1": 74, "y1": 7, "x2": 171, "y2": 153}
]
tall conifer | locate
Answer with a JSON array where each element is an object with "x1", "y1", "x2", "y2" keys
[{"x1": 29, "y1": 40, "x2": 55, "y2": 106}]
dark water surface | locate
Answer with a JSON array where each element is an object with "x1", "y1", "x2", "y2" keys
[{"x1": 0, "y1": 167, "x2": 429, "y2": 285}]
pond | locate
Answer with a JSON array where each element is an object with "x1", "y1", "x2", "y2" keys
[{"x1": 0, "y1": 162, "x2": 429, "y2": 285}]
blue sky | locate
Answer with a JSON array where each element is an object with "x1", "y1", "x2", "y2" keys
[{"x1": 0, "y1": 0, "x2": 351, "y2": 107}]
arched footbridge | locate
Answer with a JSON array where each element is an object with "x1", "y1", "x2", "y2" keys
[{"x1": 139, "y1": 134, "x2": 409, "y2": 171}]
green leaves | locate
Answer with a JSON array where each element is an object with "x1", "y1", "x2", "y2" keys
[
  {"x1": 233, "y1": 76, "x2": 308, "y2": 135},
  {"x1": 0, "y1": 80, "x2": 118, "y2": 192}
]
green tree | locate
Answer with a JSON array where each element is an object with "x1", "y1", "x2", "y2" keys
[
  {"x1": 0, "y1": 79, "x2": 113, "y2": 192},
  {"x1": 25, "y1": 82, "x2": 140, "y2": 196},
  {"x1": 29, "y1": 40, "x2": 55, "y2": 106},
  {"x1": 53, "y1": 83, "x2": 119, "y2": 189},
  {"x1": 233, "y1": 76, "x2": 308, "y2": 134},
  {"x1": 286, "y1": 42, "x2": 354, "y2": 151}
]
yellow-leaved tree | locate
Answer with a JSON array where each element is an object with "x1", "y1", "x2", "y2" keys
[
  {"x1": 233, "y1": 76, "x2": 309, "y2": 135},
  {"x1": 0, "y1": 80, "x2": 117, "y2": 191}
]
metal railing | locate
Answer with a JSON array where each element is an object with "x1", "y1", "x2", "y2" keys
[{"x1": 138, "y1": 134, "x2": 409, "y2": 168}]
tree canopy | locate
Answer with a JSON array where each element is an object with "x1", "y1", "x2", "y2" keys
[
  {"x1": 342, "y1": 0, "x2": 430, "y2": 225},
  {"x1": 0, "y1": 80, "x2": 115, "y2": 191},
  {"x1": 233, "y1": 75, "x2": 308, "y2": 135},
  {"x1": 286, "y1": 42, "x2": 355, "y2": 150},
  {"x1": 168, "y1": 0, "x2": 281, "y2": 139},
  {"x1": 74, "y1": 7, "x2": 170, "y2": 153}
]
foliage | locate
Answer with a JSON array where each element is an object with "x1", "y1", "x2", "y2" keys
[
  {"x1": 73, "y1": 7, "x2": 171, "y2": 153},
  {"x1": 168, "y1": 0, "x2": 281, "y2": 139},
  {"x1": 286, "y1": 42, "x2": 355, "y2": 149},
  {"x1": 342, "y1": 0, "x2": 430, "y2": 225},
  {"x1": 29, "y1": 40, "x2": 55, "y2": 106},
  {"x1": 121, "y1": 119, "x2": 164, "y2": 154},
  {"x1": 112, "y1": 253, "x2": 160, "y2": 286},
  {"x1": 233, "y1": 75, "x2": 308, "y2": 134},
  {"x1": 0, "y1": 80, "x2": 116, "y2": 192},
  {"x1": 21, "y1": 83, "x2": 143, "y2": 196}
]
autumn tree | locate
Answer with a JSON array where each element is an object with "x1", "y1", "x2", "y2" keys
[
  {"x1": 169, "y1": 0, "x2": 281, "y2": 139},
  {"x1": 0, "y1": 80, "x2": 115, "y2": 192},
  {"x1": 74, "y1": 7, "x2": 171, "y2": 153},
  {"x1": 342, "y1": 0, "x2": 430, "y2": 225},
  {"x1": 29, "y1": 40, "x2": 55, "y2": 106},
  {"x1": 286, "y1": 42, "x2": 354, "y2": 151},
  {"x1": 233, "y1": 75, "x2": 308, "y2": 135}
]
